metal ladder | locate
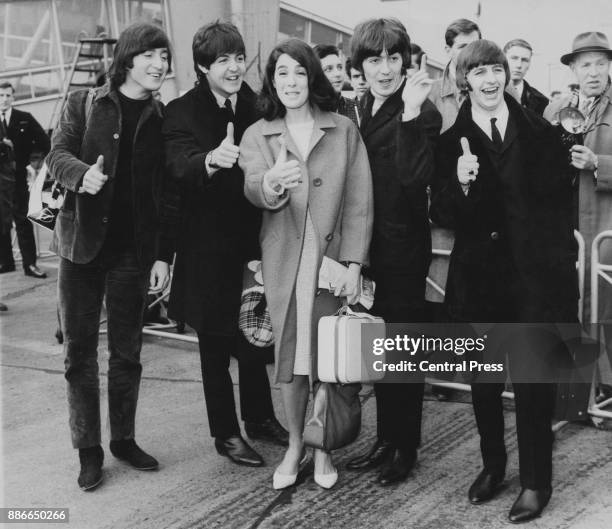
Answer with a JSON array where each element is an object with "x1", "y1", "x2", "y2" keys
[{"x1": 48, "y1": 33, "x2": 116, "y2": 131}]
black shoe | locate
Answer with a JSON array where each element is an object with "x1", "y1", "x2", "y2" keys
[
  {"x1": 245, "y1": 417, "x2": 289, "y2": 447},
  {"x1": 468, "y1": 469, "x2": 505, "y2": 504},
  {"x1": 0, "y1": 302, "x2": 7, "y2": 311},
  {"x1": 24, "y1": 265, "x2": 47, "y2": 278},
  {"x1": 346, "y1": 439, "x2": 393, "y2": 470},
  {"x1": 0, "y1": 263, "x2": 15, "y2": 274},
  {"x1": 215, "y1": 435, "x2": 264, "y2": 467},
  {"x1": 110, "y1": 439, "x2": 159, "y2": 470},
  {"x1": 78, "y1": 445, "x2": 104, "y2": 491},
  {"x1": 377, "y1": 448, "x2": 416, "y2": 486},
  {"x1": 508, "y1": 487, "x2": 552, "y2": 524}
]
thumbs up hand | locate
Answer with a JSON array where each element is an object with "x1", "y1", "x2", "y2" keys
[
  {"x1": 402, "y1": 54, "x2": 434, "y2": 120},
  {"x1": 263, "y1": 136, "x2": 302, "y2": 194},
  {"x1": 78, "y1": 154, "x2": 108, "y2": 194},
  {"x1": 209, "y1": 122, "x2": 240, "y2": 169},
  {"x1": 457, "y1": 137, "x2": 479, "y2": 185}
]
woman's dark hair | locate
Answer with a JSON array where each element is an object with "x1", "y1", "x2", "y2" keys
[
  {"x1": 456, "y1": 40, "x2": 510, "y2": 93},
  {"x1": 192, "y1": 21, "x2": 245, "y2": 84},
  {"x1": 350, "y1": 18, "x2": 411, "y2": 74},
  {"x1": 258, "y1": 38, "x2": 336, "y2": 121},
  {"x1": 109, "y1": 23, "x2": 172, "y2": 88}
]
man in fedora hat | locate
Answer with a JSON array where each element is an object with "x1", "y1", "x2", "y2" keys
[{"x1": 544, "y1": 32, "x2": 612, "y2": 397}]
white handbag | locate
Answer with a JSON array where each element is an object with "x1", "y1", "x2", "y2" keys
[{"x1": 318, "y1": 305, "x2": 385, "y2": 384}]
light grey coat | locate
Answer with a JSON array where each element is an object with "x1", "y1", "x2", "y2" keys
[{"x1": 239, "y1": 108, "x2": 373, "y2": 382}]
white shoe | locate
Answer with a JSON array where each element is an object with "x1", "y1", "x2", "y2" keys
[
  {"x1": 272, "y1": 451, "x2": 309, "y2": 490},
  {"x1": 272, "y1": 468, "x2": 298, "y2": 490},
  {"x1": 314, "y1": 467, "x2": 338, "y2": 489}
]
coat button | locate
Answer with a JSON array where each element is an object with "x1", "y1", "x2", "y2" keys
[
  {"x1": 325, "y1": 233, "x2": 333, "y2": 241},
  {"x1": 113, "y1": 133, "x2": 119, "y2": 139},
  {"x1": 313, "y1": 178, "x2": 322, "y2": 187},
  {"x1": 102, "y1": 216, "x2": 108, "y2": 223},
  {"x1": 490, "y1": 231, "x2": 499, "y2": 240}
]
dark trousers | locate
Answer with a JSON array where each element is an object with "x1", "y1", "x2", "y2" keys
[
  {"x1": 0, "y1": 178, "x2": 36, "y2": 268},
  {"x1": 196, "y1": 332, "x2": 275, "y2": 439},
  {"x1": 59, "y1": 250, "x2": 149, "y2": 448},
  {"x1": 472, "y1": 382, "x2": 556, "y2": 489},
  {"x1": 470, "y1": 327, "x2": 563, "y2": 489},
  {"x1": 371, "y1": 271, "x2": 427, "y2": 452}
]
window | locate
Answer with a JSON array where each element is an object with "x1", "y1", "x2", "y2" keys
[
  {"x1": 279, "y1": 9, "x2": 306, "y2": 40},
  {"x1": 310, "y1": 21, "x2": 336, "y2": 46}
]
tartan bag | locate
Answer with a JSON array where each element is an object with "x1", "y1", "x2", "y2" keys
[{"x1": 238, "y1": 260, "x2": 274, "y2": 347}]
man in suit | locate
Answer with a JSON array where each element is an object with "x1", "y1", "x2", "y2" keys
[
  {"x1": 543, "y1": 31, "x2": 612, "y2": 402},
  {"x1": 163, "y1": 21, "x2": 288, "y2": 468},
  {"x1": 47, "y1": 23, "x2": 175, "y2": 491},
  {"x1": 429, "y1": 18, "x2": 481, "y2": 133},
  {"x1": 345, "y1": 17, "x2": 442, "y2": 486},
  {"x1": 0, "y1": 82, "x2": 50, "y2": 277},
  {"x1": 504, "y1": 39, "x2": 549, "y2": 115},
  {"x1": 430, "y1": 40, "x2": 578, "y2": 523}
]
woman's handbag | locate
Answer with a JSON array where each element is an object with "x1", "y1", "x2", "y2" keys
[
  {"x1": 303, "y1": 381, "x2": 361, "y2": 451},
  {"x1": 238, "y1": 260, "x2": 274, "y2": 347}
]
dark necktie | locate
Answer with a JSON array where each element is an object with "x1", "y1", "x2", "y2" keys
[
  {"x1": 0, "y1": 112, "x2": 7, "y2": 137},
  {"x1": 224, "y1": 98, "x2": 234, "y2": 119},
  {"x1": 490, "y1": 117, "x2": 503, "y2": 148}
]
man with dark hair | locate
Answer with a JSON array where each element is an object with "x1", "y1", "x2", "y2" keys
[
  {"x1": 431, "y1": 39, "x2": 577, "y2": 523},
  {"x1": 47, "y1": 22, "x2": 174, "y2": 491},
  {"x1": 163, "y1": 21, "x2": 287, "y2": 468},
  {"x1": 429, "y1": 18, "x2": 481, "y2": 132},
  {"x1": 345, "y1": 17, "x2": 442, "y2": 486},
  {"x1": 346, "y1": 57, "x2": 369, "y2": 102},
  {"x1": 0, "y1": 81, "x2": 50, "y2": 277},
  {"x1": 313, "y1": 44, "x2": 359, "y2": 126},
  {"x1": 503, "y1": 39, "x2": 549, "y2": 115}
]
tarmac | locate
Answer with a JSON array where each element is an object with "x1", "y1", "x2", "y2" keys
[{"x1": 2, "y1": 250, "x2": 612, "y2": 529}]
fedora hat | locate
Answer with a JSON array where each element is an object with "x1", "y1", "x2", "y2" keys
[{"x1": 561, "y1": 31, "x2": 612, "y2": 65}]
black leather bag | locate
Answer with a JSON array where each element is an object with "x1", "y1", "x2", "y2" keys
[{"x1": 303, "y1": 381, "x2": 361, "y2": 451}]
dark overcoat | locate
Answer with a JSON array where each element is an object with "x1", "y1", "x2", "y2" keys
[
  {"x1": 47, "y1": 84, "x2": 171, "y2": 267},
  {"x1": 430, "y1": 94, "x2": 578, "y2": 323},
  {"x1": 6, "y1": 108, "x2": 50, "y2": 182},
  {"x1": 359, "y1": 81, "x2": 442, "y2": 319},
  {"x1": 163, "y1": 81, "x2": 261, "y2": 335},
  {"x1": 240, "y1": 109, "x2": 373, "y2": 383}
]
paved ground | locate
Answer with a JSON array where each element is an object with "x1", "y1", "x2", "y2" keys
[{"x1": 2, "y1": 254, "x2": 612, "y2": 529}]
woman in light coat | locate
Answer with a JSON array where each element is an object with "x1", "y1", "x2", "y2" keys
[{"x1": 239, "y1": 38, "x2": 373, "y2": 490}]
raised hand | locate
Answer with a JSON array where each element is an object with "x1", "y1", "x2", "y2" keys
[
  {"x1": 78, "y1": 154, "x2": 107, "y2": 195},
  {"x1": 210, "y1": 122, "x2": 240, "y2": 169},
  {"x1": 457, "y1": 137, "x2": 479, "y2": 185},
  {"x1": 402, "y1": 54, "x2": 434, "y2": 117},
  {"x1": 263, "y1": 136, "x2": 301, "y2": 194}
]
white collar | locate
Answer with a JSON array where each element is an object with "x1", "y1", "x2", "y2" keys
[
  {"x1": 210, "y1": 90, "x2": 237, "y2": 113},
  {"x1": 471, "y1": 100, "x2": 509, "y2": 141},
  {"x1": 1, "y1": 107, "x2": 12, "y2": 124}
]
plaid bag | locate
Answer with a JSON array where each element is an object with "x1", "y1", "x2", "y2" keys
[{"x1": 239, "y1": 261, "x2": 275, "y2": 347}]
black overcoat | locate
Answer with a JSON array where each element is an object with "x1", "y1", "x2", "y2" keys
[
  {"x1": 6, "y1": 108, "x2": 50, "y2": 182},
  {"x1": 163, "y1": 81, "x2": 261, "y2": 335},
  {"x1": 360, "y1": 82, "x2": 441, "y2": 318},
  {"x1": 430, "y1": 94, "x2": 578, "y2": 323}
]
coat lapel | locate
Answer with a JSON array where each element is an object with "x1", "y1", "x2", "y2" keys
[{"x1": 361, "y1": 82, "x2": 404, "y2": 140}]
